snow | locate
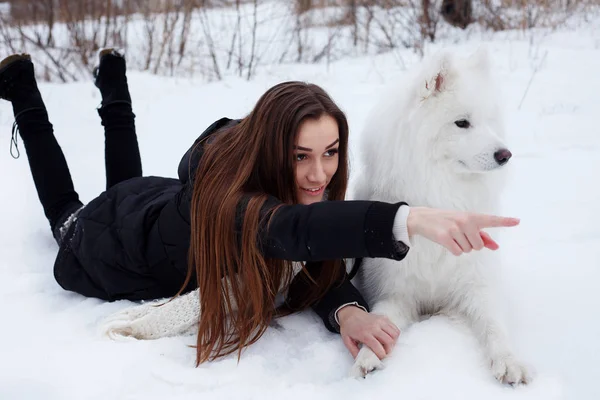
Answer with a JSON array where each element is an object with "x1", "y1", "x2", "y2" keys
[{"x1": 1, "y1": 10, "x2": 599, "y2": 400}]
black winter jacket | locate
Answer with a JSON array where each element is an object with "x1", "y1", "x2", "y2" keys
[{"x1": 53, "y1": 118, "x2": 409, "y2": 332}]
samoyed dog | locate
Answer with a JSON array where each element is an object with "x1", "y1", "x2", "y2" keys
[{"x1": 348, "y1": 48, "x2": 531, "y2": 385}]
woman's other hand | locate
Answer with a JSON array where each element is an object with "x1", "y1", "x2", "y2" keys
[{"x1": 337, "y1": 305, "x2": 400, "y2": 360}]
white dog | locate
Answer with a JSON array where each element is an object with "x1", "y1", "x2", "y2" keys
[{"x1": 348, "y1": 48, "x2": 531, "y2": 385}]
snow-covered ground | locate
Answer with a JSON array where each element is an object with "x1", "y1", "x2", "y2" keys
[{"x1": 1, "y1": 13, "x2": 599, "y2": 400}]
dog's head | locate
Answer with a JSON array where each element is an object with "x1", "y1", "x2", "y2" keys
[{"x1": 411, "y1": 48, "x2": 510, "y2": 175}]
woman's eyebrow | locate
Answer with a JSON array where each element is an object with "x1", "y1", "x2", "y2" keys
[
  {"x1": 294, "y1": 145, "x2": 312, "y2": 151},
  {"x1": 294, "y1": 139, "x2": 339, "y2": 152},
  {"x1": 326, "y1": 139, "x2": 340, "y2": 149}
]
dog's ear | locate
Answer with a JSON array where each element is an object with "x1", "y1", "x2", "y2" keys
[{"x1": 421, "y1": 52, "x2": 453, "y2": 99}]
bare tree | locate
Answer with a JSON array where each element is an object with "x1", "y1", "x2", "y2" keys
[
  {"x1": 153, "y1": 0, "x2": 182, "y2": 74},
  {"x1": 198, "y1": 4, "x2": 223, "y2": 80},
  {"x1": 295, "y1": 2, "x2": 307, "y2": 62},
  {"x1": 226, "y1": 0, "x2": 243, "y2": 70},
  {"x1": 246, "y1": 0, "x2": 259, "y2": 80},
  {"x1": 418, "y1": 0, "x2": 438, "y2": 42},
  {"x1": 176, "y1": 0, "x2": 196, "y2": 68}
]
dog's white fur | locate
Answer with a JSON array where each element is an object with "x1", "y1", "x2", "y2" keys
[{"x1": 348, "y1": 48, "x2": 531, "y2": 385}]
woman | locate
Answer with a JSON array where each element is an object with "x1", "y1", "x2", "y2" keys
[{"x1": 0, "y1": 50, "x2": 519, "y2": 366}]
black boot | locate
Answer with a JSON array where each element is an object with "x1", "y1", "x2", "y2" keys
[
  {"x1": 0, "y1": 53, "x2": 48, "y2": 158},
  {"x1": 93, "y1": 48, "x2": 131, "y2": 108},
  {"x1": 0, "y1": 53, "x2": 46, "y2": 115}
]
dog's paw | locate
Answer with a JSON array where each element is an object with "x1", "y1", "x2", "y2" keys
[
  {"x1": 490, "y1": 354, "x2": 531, "y2": 386},
  {"x1": 350, "y1": 347, "x2": 384, "y2": 379}
]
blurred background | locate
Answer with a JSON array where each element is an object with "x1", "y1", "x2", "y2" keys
[{"x1": 0, "y1": 1, "x2": 595, "y2": 81}]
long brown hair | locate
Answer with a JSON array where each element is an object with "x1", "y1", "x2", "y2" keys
[{"x1": 184, "y1": 81, "x2": 350, "y2": 366}]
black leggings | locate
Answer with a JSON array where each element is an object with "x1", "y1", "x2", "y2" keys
[{"x1": 15, "y1": 102, "x2": 142, "y2": 244}]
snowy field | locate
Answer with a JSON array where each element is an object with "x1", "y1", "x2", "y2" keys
[{"x1": 1, "y1": 13, "x2": 599, "y2": 400}]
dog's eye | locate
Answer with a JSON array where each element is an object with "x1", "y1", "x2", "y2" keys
[{"x1": 455, "y1": 119, "x2": 471, "y2": 129}]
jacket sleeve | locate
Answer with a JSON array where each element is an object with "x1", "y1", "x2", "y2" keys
[
  {"x1": 285, "y1": 261, "x2": 370, "y2": 334},
  {"x1": 313, "y1": 277, "x2": 369, "y2": 333},
  {"x1": 255, "y1": 197, "x2": 410, "y2": 262},
  {"x1": 310, "y1": 271, "x2": 370, "y2": 333},
  {"x1": 175, "y1": 188, "x2": 410, "y2": 264}
]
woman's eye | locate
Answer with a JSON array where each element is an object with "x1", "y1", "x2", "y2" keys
[
  {"x1": 325, "y1": 149, "x2": 339, "y2": 157},
  {"x1": 295, "y1": 154, "x2": 307, "y2": 162},
  {"x1": 455, "y1": 119, "x2": 471, "y2": 129}
]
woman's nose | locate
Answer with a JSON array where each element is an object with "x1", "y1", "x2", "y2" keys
[{"x1": 307, "y1": 161, "x2": 326, "y2": 183}]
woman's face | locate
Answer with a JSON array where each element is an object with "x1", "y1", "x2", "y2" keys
[{"x1": 293, "y1": 115, "x2": 340, "y2": 205}]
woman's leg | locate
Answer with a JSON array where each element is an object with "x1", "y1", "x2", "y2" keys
[
  {"x1": 0, "y1": 54, "x2": 83, "y2": 243},
  {"x1": 94, "y1": 49, "x2": 142, "y2": 190}
]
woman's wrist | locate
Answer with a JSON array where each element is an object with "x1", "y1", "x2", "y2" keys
[
  {"x1": 337, "y1": 304, "x2": 367, "y2": 327},
  {"x1": 406, "y1": 206, "x2": 425, "y2": 237}
]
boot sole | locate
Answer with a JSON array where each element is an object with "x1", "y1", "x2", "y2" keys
[
  {"x1": 0, "y1": 54, "x2": 32, "y2": 75},
  {"x1": 93, "y1": 48, "x2": 126, "y2": 89},
  {"x1": 98, "y1": 48, "x2": 125, "y2": 61}
]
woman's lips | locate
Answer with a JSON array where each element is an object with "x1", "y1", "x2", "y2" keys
[{"x1": 301, "y1": 185, "x2": 325, "y2": 196}]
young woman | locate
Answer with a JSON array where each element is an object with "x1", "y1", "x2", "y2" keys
[{"x1": 0, "y1": 50, "x2": 519, "y2": 366}]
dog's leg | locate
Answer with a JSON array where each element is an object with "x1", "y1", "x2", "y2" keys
[
  {"x1": 454, "y1": 294, "x2": 531, "y2": 385},
  {"x1": 349, "y1": 298, "x2": 415, "y2": 379}
]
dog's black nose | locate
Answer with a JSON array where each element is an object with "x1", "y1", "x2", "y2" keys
[{"x1": 494, "y1": 149, "x2": 512, "y2": 165}]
